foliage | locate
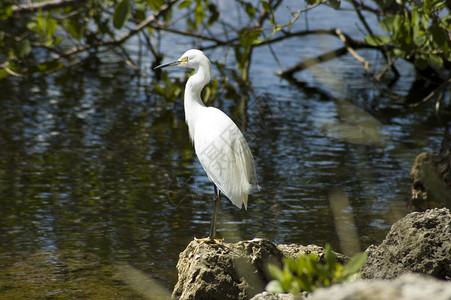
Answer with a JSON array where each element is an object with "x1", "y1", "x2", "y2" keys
[
  {"x1": 0, "y1": 0, "x2": 171, "y2": 79},
  {"x1": 365, "y1": 0, "x2": 451, "y2": 70},
  {"x1": 0, "y1": 0, "x2": 342, "y2": 81},
  {"x1": 266, "y1": 244, "x2": 367, "y2": 296},
  {"x1": 0, "y1": 0, "x2": 450, "y2": 103},
  {"x1": 153, "y1": 71, "x2": 183, "y2": 102}
]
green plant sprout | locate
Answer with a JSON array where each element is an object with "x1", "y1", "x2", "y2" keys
[{"x1": 266, "y1": 244, "x2": 368, "y2": 296}]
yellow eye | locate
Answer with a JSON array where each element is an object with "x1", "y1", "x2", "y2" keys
[{"x1": 179, "y1": 56, "x2": 188, "y2": 63}]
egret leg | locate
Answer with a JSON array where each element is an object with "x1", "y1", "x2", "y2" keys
[
  {"x1": 209, "y1": 185, "x2": 220, "y2": 239},
  {"x1": 193, "y1": 186, "x2": 223, "y2": 249}
]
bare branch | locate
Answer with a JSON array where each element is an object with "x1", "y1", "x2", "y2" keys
[
  {"x1": 152, "y1": 22, "x2": 231, "y2": 46},
  {"x1": 349, "y1": 0, "x2": 374, "y2": 36},
  {"x1": 12, "y1": 0, "x2": 83, "y2": 13},
  {"x1": 334, "y1": 28, "x2": 372, "y2": 75},
  {"x1": 288, "y1": 0, "x2": 327, "y2": 26},
  {"x1": 0, "y1": 62, "x2": 22, "y2": 77},
  {"x1": 374, "y1": 57, "x2": 398, "y2": 82},
  {"x1": 347, "y1": 0, "x2": 383, "y2": 16}
]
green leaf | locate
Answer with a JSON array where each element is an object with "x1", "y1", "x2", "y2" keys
[
  {"x1": 421, "y1": 14, "x2": 429, "y2": 29},
  {"x1": 379, "y1": 0, "x2": 394, "y2": 8},
  {"x1": 426, "y1": 54, "x2": 443, "y2": 67},
  {"x1": 342, "y1": 252, "x2": 367, "y2": 279},
  {"x1": 243, "y1": 2, "x2": 256, "y2": 19},
  {"x1": 153, "y1": 84, "x2": 166, "y2": 96},
  {"x1": 267, "y1": 246, "x2": 370, "y2": 294},
  {"x1": 365, "y1": 34, "x2": 389, "y2": 46},
  {"x1": 66, "y1": 19, "x2": 84, "y2": 40},
  {"x1": 203, "y1": 78, "x2": 217, "y2": 103},
  {"x1": 380, "y1": 15, "x2": 396, "y2": 33},
  {"x1": 324, "y1": 244, "x2": 337, "y2": 270},
  {"x1": 207, "y1": 3, "x2": 219, "y2": 27},
  {"x1": 261, "y1": 1, "x2": 271, "y2": 13},
  {"x1": 239, "y1": 27, "x2": 262, "y2": 47},
  {"x1": 0, "y1": 68, "x2": 9, "y2": 80},
  {"x1": 424, "y1": 0, "x2": 431, "y2": 15},
  {"x1": 392, "y1": 47, "x2": 407, "y2": 58},
  {"x1": 178, "y1": 0, "x2": 192, "y2": 9},
  {"x1": 113, "y1": 0, "x2": 132, "y2": 29},
  {"x1": 27, "y1": 21, "x2": 38, "y2": 32},
  {"x1": 53, "y1": 36, "x2": 63, "y2": 46},
  {"x1": 15, "y1": 39, "x2": 32, "y2": 58},
  {"x1": 45, "y1": 15, "x2": 57, "y2": 37},
  {"x1": 0, "y1": 4, "x2": 13, "y2": 21},
  {"x1": 413, "y1": 33, "x2": 427, "y2": 47},
  {"x1": 414, "y1": 55, "x2": 429, "y2": 69},
  {"x1": 189, "y1": 0, "x2": 205, "y2": 30},
  {"x1": 133, "y1": 8, "x2": 146, "y2": 22},
  {"x1": 430, "y1": 23, "x2": 446, "y2": 47},
  {"x1": 31, "y1": 61, "x2": 63, "y2": 73},
  {"x1": 147, "y1": 0, "x2": 165, "y2": 11},
  {"x1": 329, "y1": 0, "x2": 341, "y2": 9},
  {"x1": 411, "y1": 6, "x2": 419, "y2": 37},
  {"x1": 267, "y1": 264, "x2": 284, "y2": 282}
]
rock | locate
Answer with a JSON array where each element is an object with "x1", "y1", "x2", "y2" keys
[
  {"x1": 249, "y1": 291, "x2": 297, "y2": 300},
  {"x1": 172, "y1": 239, "x2": 341, "y2": 300},
  {"x1": 410, "y1": 133, "x2": 451, "y2": 210},
  {"x1": 361, "y1": 208, "x2": 451, "y2": 280},
  {"x1": 277, "y1": 244, "x2": 348, "y2": 263},
  {"x1": 172, "y1": 239, "x2": 282, "y2": 300},
  {"x1": 173, "y1": 209, "x2": 451, "y2": 299},
  {"x1": 308, "y1": 273, "x2": 451, "y2": 300},
  {"x1": 252, "y1": 274, "x2": 451, "y2": 300}
]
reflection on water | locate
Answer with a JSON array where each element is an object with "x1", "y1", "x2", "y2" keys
[
  {"x1": 0, "y1": 56, "x2": 447, "y2": 295},
  {"x1": 1, "y1": 22, "x2": 450, "y2": 300}
]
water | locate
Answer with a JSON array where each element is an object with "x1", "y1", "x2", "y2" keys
[{"x1": 0, "y1": 3, "x2": 449, "y2": 298}]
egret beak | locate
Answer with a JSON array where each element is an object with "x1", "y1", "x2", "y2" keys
[{"x1": 154, "y1": 60, "x2": 180, "y2": 70}]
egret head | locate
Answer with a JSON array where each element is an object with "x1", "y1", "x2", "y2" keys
[{"x1": 154, "y1": 49, "x2": 210, "y2": 71}]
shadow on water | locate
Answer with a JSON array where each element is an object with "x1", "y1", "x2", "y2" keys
[{"x1": 0, "y1": 43, "x2": 450, "y2": 299}]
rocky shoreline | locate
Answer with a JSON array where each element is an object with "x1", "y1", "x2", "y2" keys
[{"x1": 172, "y1": 208, "x2": 451, "y2": 299}]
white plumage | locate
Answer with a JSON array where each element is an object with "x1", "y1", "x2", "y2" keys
[
  {"x1": 155, "y1": 49, "x2": 258, "y2": 238},
  {"x1": 193, "y1": 106, "x2": 256, "y2": 209}
]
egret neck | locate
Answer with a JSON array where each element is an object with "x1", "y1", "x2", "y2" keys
[{"x1": 184, "y1": 58, "x2": 210, "y2": 141}]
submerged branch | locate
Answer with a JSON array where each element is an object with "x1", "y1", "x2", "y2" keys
[
  {"x1": 409, "y1": 77, "x2": 451, "y2": 108},
  {"x1": 275, "y1": 28, "x2": 382, "y2": 78},
  {"x1": 277, "y1": 47, "x2": 349, "y2": 78}
]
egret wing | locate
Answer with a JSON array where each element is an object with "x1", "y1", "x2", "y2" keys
[{"x1": 193, "y1": 107, "x2": 257, "y2": 209}]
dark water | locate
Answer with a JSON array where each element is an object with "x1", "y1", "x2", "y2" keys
[{"x1": 0, "y1": 3, "x2": 450, "y2": 298}]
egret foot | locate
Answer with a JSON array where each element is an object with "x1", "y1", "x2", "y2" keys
[
  {"x1": 193, "y1": 237, "x2": 224, "y2": 254},
  {"x1": 194, "y1": 236, "x2": 224, "y2": 244}
]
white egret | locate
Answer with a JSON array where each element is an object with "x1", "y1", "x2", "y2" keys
[{"x1": 155, "y1": 49, "x2": 258, "y2": 240}]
